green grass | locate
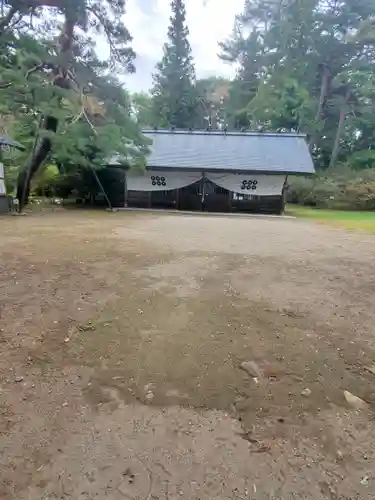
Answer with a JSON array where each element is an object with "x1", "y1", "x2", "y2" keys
[{"x1": 287, "y1": 205, "x2": 375, "y2": 232}]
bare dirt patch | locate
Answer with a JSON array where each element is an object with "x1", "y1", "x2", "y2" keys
[{"x1": 1, "y1": 210, "x2": 375, "y2": 499}]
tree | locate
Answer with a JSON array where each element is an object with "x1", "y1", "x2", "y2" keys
[
  {"x1": 246, "y1": 75, "x2": 315, "y2": 132},
  {"x1": 0, "y1": 0, "x2": 138, "y2": 209},
  {"x1": 219, "y1": 27, "x2": 263, "y2": 128},
  {"x1": 220, "y1": 0, "x2": 375, "y2": 170},
  {"x1": 194, "y1": 77, "x2": 230, "y2": 129},
  {"x1": 219, "y1": 0, "x2": 280, "y2": 128},
  {"x1": 131, "y1": 92, "x2": 155, "y2": 127},
  {"x1": 151, "y1": 0, "x2": 197, "y2": 129}
]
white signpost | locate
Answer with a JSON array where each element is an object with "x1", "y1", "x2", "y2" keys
[{"x1": 0, "y1": 163, "x2": 5, "y2": 195}]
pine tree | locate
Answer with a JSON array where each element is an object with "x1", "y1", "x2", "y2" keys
[
  {"x1": 1, "y1": 0, "x2": 136, "y2": 209},
  {"x1": 220, "y1": 0, "x2": 375, "y2": 169},
  {"x1": 151, "y1": 0, "x2": 197, "y2": 129}
]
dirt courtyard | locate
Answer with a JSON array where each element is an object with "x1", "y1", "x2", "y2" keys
[{"x1": 1, "y1": 210, "x2": 375, "y2": 499}]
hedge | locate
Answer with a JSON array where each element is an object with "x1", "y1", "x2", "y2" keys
[{"x1": 287, "y1": 167, "x2": 375, "y2": 210}]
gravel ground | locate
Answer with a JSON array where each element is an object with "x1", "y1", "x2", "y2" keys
[{"x1": 1, "y1": 210, "x2": 375, "y2": 499}]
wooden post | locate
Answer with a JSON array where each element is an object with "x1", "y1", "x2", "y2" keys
[
  {"x1": 201, "y1": 172, "x2": 205, "y2": 212},
  {"x1": 123, "y1": 169, "x2": 128, "y2": 208},
  {"x1": 175, "y1": 188, "x2": 179, "y2": 210},
  {"x1": 279, "y1": 175, "x2": 288, "y2": 215},
  {"x1": 91, "y1": 168, "x2": 112, "y2": 210}
]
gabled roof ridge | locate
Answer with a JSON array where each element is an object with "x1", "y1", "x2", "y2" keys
[
  {"x1": 142, "y1": 128, "x2": 307, "y2": 139},
  {"x1": 109, "y1": 129, "x2": 315, "y2": 174}
]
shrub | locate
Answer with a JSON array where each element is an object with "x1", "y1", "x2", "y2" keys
[
  {"x1": 287, "y1": 177, "x2": 315, "y2": 205},
  {"x1": 343, "y1": 179, "x2": 375, "y2": 210},
  {"x1": 287, "y1": 176, "x2": 341, "y2": 208},
  {"x1": 287, "y1": 168, "x2": 375, "y2": 210},
  {"x1": 32, "y1": 164, "x2": 60, "y2": 197}
]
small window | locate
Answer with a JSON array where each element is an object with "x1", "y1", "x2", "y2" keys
[{"x1": 233, "y1": 193, "x2": 258, "y2": 201}]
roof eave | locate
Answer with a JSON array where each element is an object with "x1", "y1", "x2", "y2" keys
[
  {"x1": 140, "y1": 165, "x2": 315, "y2": 175},
  {"x1": 142, "y1": 129, "x2": 308, "y2": 139},
  {"x1": 0, "y1": 136, "x2": 25, "y2": 150}
]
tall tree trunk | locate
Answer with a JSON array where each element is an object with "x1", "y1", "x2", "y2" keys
[
  {"x1": 329, "y1": 110, "x2": 345, "y2": 169},
  {"x1": 309, "y1": 64, "x2": 329, "y2": 149},
  {"x1": 315, "y1": 64, "x2": 329, "y2": 123},
  {"x1": 16, "y1": 10, "x2": 75, "y2": 211},
  {"x1": 16, "y1": 116, "x2": 58, "y2": 205},
  {"x1": 329, "y1": 90, "x2": 350, "y2": 169}
]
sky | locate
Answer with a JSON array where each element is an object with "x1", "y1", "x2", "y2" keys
[{"x1": 109, "y1": 0, "x2": 244, "y2": 93}]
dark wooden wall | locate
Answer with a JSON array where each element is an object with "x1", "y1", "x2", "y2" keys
[{"x1": 99, "y1": 169, "x2": 285, "y2": 214}]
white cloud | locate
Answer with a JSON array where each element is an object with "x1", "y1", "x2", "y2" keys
[{"x1": 119, "y1": 0, "x2": 244, "y2": 92}]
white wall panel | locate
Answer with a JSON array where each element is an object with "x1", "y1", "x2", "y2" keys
[
  {"x1": 127, "y1": 170, "x2": 202, "y2": 191},
  {"x1": 207, "y1": 173, "x2": 286, "y2": 196}
]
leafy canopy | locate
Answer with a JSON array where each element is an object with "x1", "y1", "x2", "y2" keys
[{"x1": 151, "y1": 0, "x2": 198, "y2": 129}]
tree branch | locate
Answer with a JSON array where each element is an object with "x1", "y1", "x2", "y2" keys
[
  {"x1": 85, "y1": 4, "x2": 134, "y2": 69},
  {"x1": 82, "y1": 107, "x2": 98, "y2": 135},
  {"x1": 0, "y1": 5, "x2": 17, "y2": 33},
  {"x1": 0, "y1": 61, "x2": 56, "y2": 91},
  {"x1": 26, "y1": 62, "x2": 51, "y2": 78},
  {"x1": 0, "y1": 0, "x2": 70, "y2": 35},
  {"x1": 68, "y1": 110, "x2": 83, "y2": 126},
  {"x1": 0, "y1": 81, "x2": 12, "y2": 89},
  {"x1": 30, "y1": 0, "x2": 63, "y2": 8},
  {"x1": 76, "y1": 93, "x2": 112, "y2": 210},
  {"x1": 86, "y1": 5, "x2": 117, "y2": 62}
]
